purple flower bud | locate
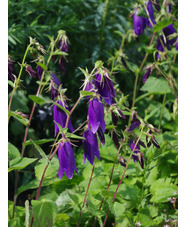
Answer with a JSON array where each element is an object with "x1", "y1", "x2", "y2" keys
[
  {"x1": 121, "y1": 57, "x2": 128, "y2": 70},
  {"x1": 137, "y1": 152, "x2": 144, "y2": 169},
  {"x1": 88, "y1": 98, "x2": 105, "y2": 134},
  {"x1": 132, "y1": 110, "x2": 138, "y2": 122},
  {"x1": 83, "y1": 129, "x2": 100, "y2": 165},
  {"x1": 50, "y1": 73, "x2": 61, "y2": 100},
  {"x1": 93, "y1": 74, "x2": 116, "y2": 105},
  {"x1": 97, "y1": 127, "x2": 105, "y2": 145},
  {"x1": 129, "y1": 139, "x2": 140, "y2": 162},
  {"x1": 26, "y1": 66, "x2": 36, "y2": 78},
  {"x1": 133, "y1": 12, "x2": 147, "y2": 35},
  {"x1": 142, "y1": 67, "x2": 152, "y2": 84},
  {"x1": 127, "y1": 120, "x2": 141, "y2": 132},
  {"x1": 112, "y1": 131, "x2": 120, "y2": 149},
  {"x1": 8, "y1": 59, "x2": 15, "y2": 82},
  {"x1": 138, "y1": 139, "x2": 146, "y2": 148},
  {"x1": 146, "y1": 135, "x2": 151, "y2": 148},
  {"x1": 53, "y1": 100, "x2": 74, "y2": 136},
  {"x1": 119, "y1": 156, "x2": 126, "y2": 167},
  {"x1": 151, "y1": 136, "x2": 160, "y2": 149},
  {"x1": 58, "y1": 142, "x2": 78, "y2": 179},
  {"x1": 37, "y1": 65, "x2": 43, "y2": 80},
  {"x1": 145, "y1": 1, "x2": 156, "y2": 28},
  {"x1": 118, "y1": 109, "x2": 126, "y2": 119},
  {"x1": 60, "y1": 40, "x2": 69, "y2": 53},
  {"x1": 156, "y1": 35, "x2": 168, "y2": 59},
  {"x1": 112, "y1": 112, "x2": 118, "y2": 126}
]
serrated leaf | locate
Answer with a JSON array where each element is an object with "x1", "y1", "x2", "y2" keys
[
  {"x1": 35, "y1": 156, "x2": 59, "y2": 180},
  {"x1": 32, "y1": 199, "x2": 57, "y2": 227},
  {"x1": 53, "y1": 102, "x2": 70, "y2": 115},
  {"x1": 30, "y1": 139, "x2": 48, "y2": 160},
  {"x1": 140, "y1": 77, "x2": 171, "y2": 94},
  {"x1": 8, "y1": 142, "x2": 20, "y2": 160},
  {"x1": 37, "y1": 62, "x2": 47, "y2": 71},
  {"x1": 9, "y1": 157, "x2": 38, "y2": 172},
  {"x1": 153, "y1": 19, "x2": 172, "y2": 32},
  {"x1": 8, "y1": 110, "x2": 29, "y2": 126},
  {"x1": 23, "y1": 138, "x2": 55, "y2": 147},
  {"x1": 80, "y1": 90, "x2": 95, "y2": 97},
  {"x1": 28, "y1": 95, "x2": 45, "y2": 104}
]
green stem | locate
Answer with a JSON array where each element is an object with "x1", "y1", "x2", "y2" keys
[
  {"x1": 8, "y1": 43, "x2": 32, "y2": 113},
  {"x1": 128, "y1": 32, "x2": 156, "y2": 127}
]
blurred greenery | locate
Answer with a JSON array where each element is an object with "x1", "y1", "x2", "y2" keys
[{"x1": 8, "y1": 0, "x2": 178, "y2": 226}]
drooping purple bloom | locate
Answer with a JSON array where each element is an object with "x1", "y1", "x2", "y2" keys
[
  {"x1": 129, "y1": 139, "x2": 140, "y2": 162},
  {"x1": 83, "y1": 129, "x2": 100, "y2": 165},
  {"x1": 58, "y1": 142, "x2": 78, "y2": 179},
  {"x1": 127, "y1": 120, "x2": 141, "y2": 132},
  {"x1": 93, "y1": 74, "x2": 116, "y2": 105},
  {"x1": 84, "y1": 81, "x2": 95, "y2": 100},
  {"x1": 88, "y1": 98, "x2": 105, "y2": 134},
  {"x1": 112, "y1": 131, "x2": 120, "y2": 149},
  {"x1": 26, "y1": 66, "x2": 36, "y2": 78},
  {"x1": 163, "y1": 24, "x2": 177, "y2": 46},
  {"x1": 37, "y1": 65, "x2": 43, "y2": 80},
  {"x1": 50, "y1": 73, "x2": 61, "y2": 100},
  {"x1": 118, "y1": 109, "x2": 126, "y2": 119},
  {"x1": 8, "y1": 59, "x2": 14, "y2": 81},
  {"x1": 156, "y1": 35, "x2": 168, "y2": 59},
  {"x1": 133, "y1": 12, "x2": 147, "y2": 35},
  {"x1": 60, "y1": 39, "x2": 69, "y2": 52},
  {"x1": 53, "y1": 100, "x2": 74, "y2": 136},
  {"x1": 145, "y1": 1, "x2": 156, "y2": 28},
  {"x1": 142, "y1": 67, "x2": 152, "y2": 84},
  {"x1": 151, "y1": 136, "x2": 160, "y2": 149}
]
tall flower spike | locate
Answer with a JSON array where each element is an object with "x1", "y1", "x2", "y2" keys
[
  {"x1": 58, "y1": 142, "x2": 78, "y2": 179},
  {"x1": 88, "y1": 98, "x2": 105, "y2": 134},
  {"x1": 53, "y1": 100, "x2": 74, "y2": 136},
  {"x1": 83, "y1": 129, "x2": 100, "y2": 165}
]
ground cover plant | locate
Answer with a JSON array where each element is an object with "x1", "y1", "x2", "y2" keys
[{"x1": 8, "y1": 0, "x2": 178, "y2": 226}]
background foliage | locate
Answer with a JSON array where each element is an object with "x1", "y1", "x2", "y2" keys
[{"x1": 8, "y1": 0, "x2": 178, "y2": 226}]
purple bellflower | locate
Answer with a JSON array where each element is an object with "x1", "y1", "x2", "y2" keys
[
  {"x1": 58, "y1": 142, "x2": 78, "y2": 179},
  {"x1": 37, "y1": 65, "x2": 43, "y2": 80},
  {"x1": 59, "y1": 36, "x2": 69, "y2": 73},
  {"x1": 26, "y1": 65, "x2": 36, "y2": 78},
  {"x1": 162, "y1": 24, "x2": 177, "y2": 46},
  {"x1": 127, "y1": 120, "x2": 141, "y2": 132},
  {"x1": 93, "y1": 74, "x2": 116, "y2": 105},
  {"x1": 53, "y1": 100, "x2": 74, "y2": 136},
  {"x1": 97, "y1": 126, "x2": 105, "y2": 145},
  {"x1": 83, "y1": 129, "x2": 100, "y2": 165},
  {"x1": 133, "y1": 12, "x2": 147, "y2": 35},
  {"x1": 88, "y1": 98, "x2": 105, "y2": 134}
]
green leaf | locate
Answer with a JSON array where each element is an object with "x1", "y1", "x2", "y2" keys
[
  {"x1": 53, "y1": 102, "x2": 70, "y2": 115},
  {"x1": 30, "y1": 139, "x2": 48, "y2": 160},
  {"x1": 78, "y1": 67, "x2": 89, "y2": 78},
  {"x1": 28, "y1": 95, "x2": 45, "y2": 104},
  {"x1": 8, "y1": 80, "x2": 15, "y2": 88},
  {"x1": 66, "y1": 133, "x2": 85, "y2": 140},
  {"x1": 32, "y1": 199, "x2": 57, "y2": 227},
  {"x1": 55, "y1": 213, "x2": 70, "y2": 226},
  {"x1": 8, "y1": 142, "x2": 20, "y2": 160},
  {"x1": 23, "y1": 138, "x2": 55, "y2": 147},
  {"x1": 140, "y1": 77, "x2": 171, "y2": 94},
  {"x1": 53, "y1": 50, "x2": 68, "y2": 56},
  {"x1": 80, "y1": 90, "x2": 95, "y2": 97},
  {"x1": 8, "y1": 110, "x2": 29, "y2": 126},
  {"x1": 35, "y1": 156, "x2": 59, "y2": 180},
  {"x1": 37, "y1": 62, "x2": 47, "y2": 71},
  {"x1": 153, "y1": 19, "x2": 172, "y2": 32},
  {"x1": 9, "y1": 157, "x2": 38, "y2": 172}
]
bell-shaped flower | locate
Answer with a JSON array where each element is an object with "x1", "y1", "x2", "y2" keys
[
  {"x1": 53, "y1": 100, "x2": 74, "y2": 136},
  {"x1": 163, "y1": 24, "x2": 177, "y2": 46},
  {"x1": 88, "y1": 98, "x2": 105, "y2": 134},
  {"x1": 127, "y1": 120, "x2": 141, "y2": 132},
  {"x1": 37, "y1": 65, "x2": 43, "y2": 80},
  {"x1": 58, "y1": 142, "x2": 78, "y2": 179},
  {"x1": 133, "y1": 12, "x2": 147, "y2": 35},
  {"x1": 82, "y1": 129, "x2": 100, "y2": 165},
  {"x1": 93, "y1": 74, "x2": 116, "y2": 105},
  {"x1": 129, "y1": 139, "x2": 140, "y2": 162}
]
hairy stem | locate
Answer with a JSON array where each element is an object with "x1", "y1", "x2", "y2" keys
[{"x1": 102, "y1": 126, "x2": 144, "y2": 226}]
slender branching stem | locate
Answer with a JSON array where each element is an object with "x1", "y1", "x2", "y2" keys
[{"x1": 102, "y1": 126, "x2": 144, "y2": 227}]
